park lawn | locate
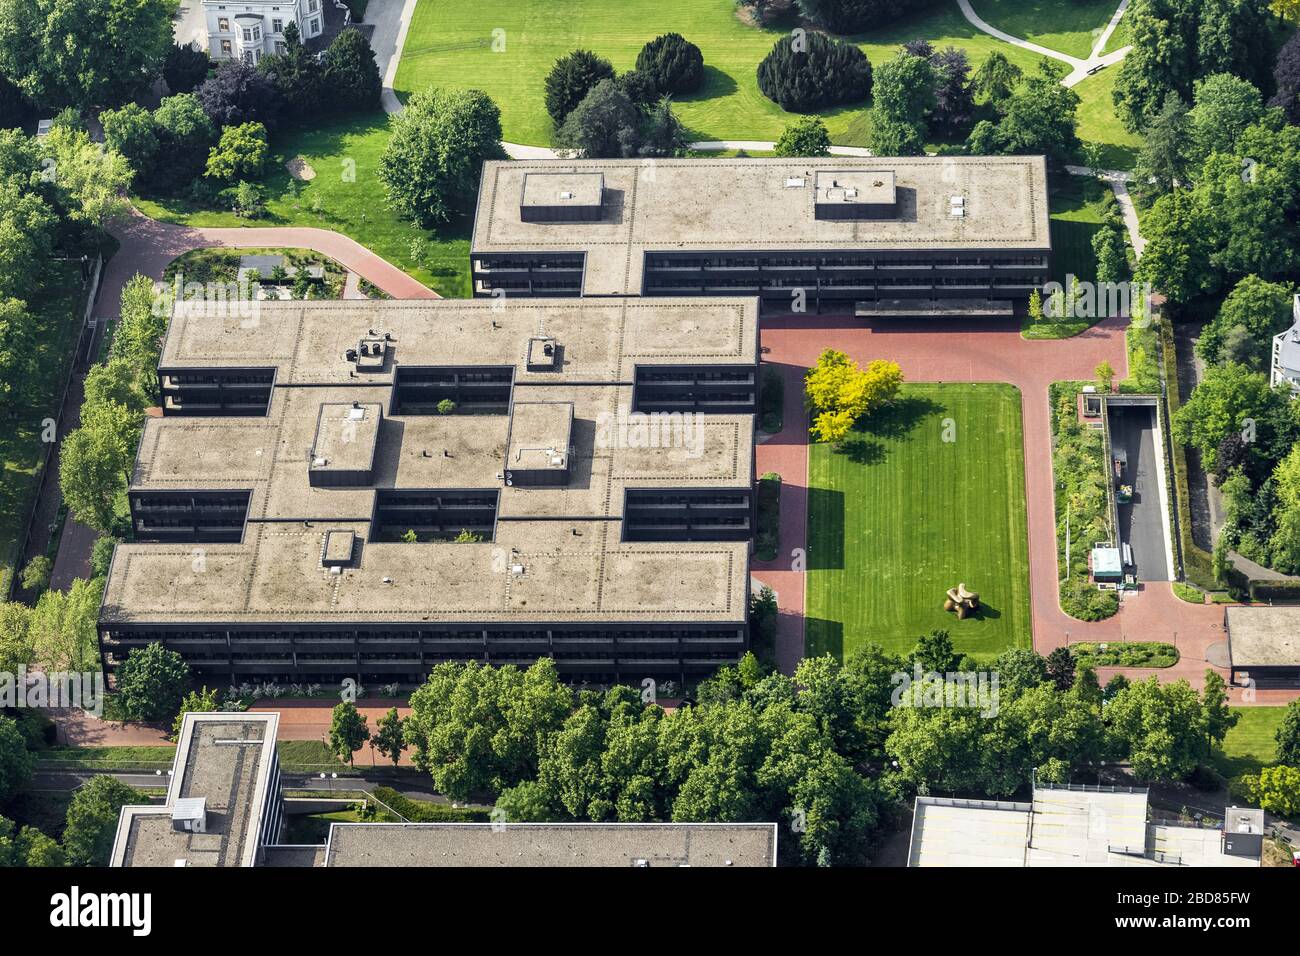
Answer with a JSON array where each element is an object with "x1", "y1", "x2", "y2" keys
[
  {"x1": 1211, "y1": 707, "x2": 1285, "y2": 780},
  {"x1": 1073, "y1": 65, "x2": 1142, "y2": 170},
  {"x1": 132, "y1": 113, "x2": 471, "y2": 298},
  {"x1": 969, "y1": 0, "x2": 1123, "y2": 58},
  {"x1": 1023, "y1": 173, "x2": 1111, "y2": 338},
  {"x1": 806, "y1": 382, "x2": 1031, "y2": 663},
  {"x1": 393, "y1": 0, "x2": 1043, "y2": 148},
  {"x1": 0, "y1": 262, "x2": 89, "y2": 593}
]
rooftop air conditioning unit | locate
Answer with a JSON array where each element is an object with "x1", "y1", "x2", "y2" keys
[{"x1": 785, "y1": 177, "x2": 805, "y2": 188}]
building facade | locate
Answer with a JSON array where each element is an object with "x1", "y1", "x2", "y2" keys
[
  {"x1": 470, "y1": 157, "x2": 1052, "y2": 315},
  {"x1": 98, "y1": 298, "x2": 759, "y2": 689},
  {"x1": 1270, "y1": 294, "x2": 1300, "y2": 396},
  {"x1": 201, "y1": 0, "x2": 338, "y2": 62}
]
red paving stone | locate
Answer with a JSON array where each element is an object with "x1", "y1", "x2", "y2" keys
[
  {"x1": 99, "y1": 205, "x2": 437, "y2": 320},
  {"x1": 754, "y1": 313, "x2": 1289, "y2": 704}
]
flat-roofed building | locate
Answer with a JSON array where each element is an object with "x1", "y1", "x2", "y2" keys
[
  {"x1": 1226, "y1": 605, "x2": 1300, "y2": 688},
  {"x1": 99, "y1": 299, "x2": 759, "y2": 688},
  {"x1": 110, "y1": 712, "x2": 282, "y2": 867},
  {"x1": 111, "y1": 712, "x2": 777, "y2": 867},
  {"x1": 908, "y1": 783, "x2": 1261, "y2": 868},
  {"x1": 470, "y1": 156, "x2": 1051, "y2": 315}
]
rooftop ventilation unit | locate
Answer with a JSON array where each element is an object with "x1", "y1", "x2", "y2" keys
[
  {"x1": 171, "y1": 797, "x2": 207, "y2": 833},
  {"x1": 520, "y1": 172, "x2": 605, "y2": 222},
  {"x1": 785, "y1": 177, "x2": 805, "y2": 188}
]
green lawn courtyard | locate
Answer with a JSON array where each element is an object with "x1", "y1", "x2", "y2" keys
[
  {"x1": 806, "y1": 382, "x2": 1032, "y2": 663},
  {"x1": 132, "y1": 112, "x2": 471, "y2": 298},
  {"x1": 969, "y1": 0, "x2": 1125, "y2": 59},
  {"x1": 1211, "y1": 707, "x2": 1286, "y2": 780}
]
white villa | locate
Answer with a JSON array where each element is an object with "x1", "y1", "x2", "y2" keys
[
  {"x1": 1271, "y1": 295, "x2": 1300, "y2": 396},
  {"x1": 200, "y1": 0, "x2": 348, "y2": 63}
]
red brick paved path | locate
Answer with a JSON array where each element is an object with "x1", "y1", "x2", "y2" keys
[{"x1": 752, "y1": 314, "x2": 1283, "y2": 704}]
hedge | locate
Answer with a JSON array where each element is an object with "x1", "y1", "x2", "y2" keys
[
  {"x1": 1248, "y1": 580, "x2": 1300, "y2": 603},
  {"x1": 371, "y1": 786, "x2": 490, "y2": 822}
]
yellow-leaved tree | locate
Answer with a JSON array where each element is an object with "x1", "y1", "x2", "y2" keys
[{"x1": 804, "y1": 349, "x2": 903, "y2": 443}]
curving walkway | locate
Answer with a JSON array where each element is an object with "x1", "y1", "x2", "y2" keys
[
  {"x1": 100, "y1": 204, "x2": 437, "y2": 318},
  {"x1": 956, "y1": 0, "x2": 1132, "y2": 88}
]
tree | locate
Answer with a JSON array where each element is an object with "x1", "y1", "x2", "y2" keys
[
  {"x1": 152, "y1": 93, "x2": 216, "y2": 194},
  {"x1": 1104, "y1": 677, "x2": 1207, "y2": 781},
  {"x1": 638, "y1": 97, "x2": 688, "y2": 157},
  {"x1": 329, "y1": 701, "x2": 371, "y2": 766},
  {"x1": 372, "y1": 706, "x2": 406, "y2": 765},
  {"x1": 1188, "y1": 73, "x2": 1265, "y2": 166},
  {"x1": 635, "y1": 33, "x2": 705, "y2": 95},
  {"x1": 258, "y1": 24, "x2": 324, "y2": 115},
  {"x1": 0, "y1": 0, "x2": 174, "y2": 110},
  {"x1": 1196, "y1": 275, "x2": 1295, "y2": 368},
  {"x1": 1094, "y1": 360, "x2": 1115, "y2": 393},
  {"x1": 993, "y1": 648, "x2": 1049, "y2": 695},
  {"x1": 1136, "y1": 93, "x2": 1193, "y2": 195},
  {"x1": 20, "y1": 556, "x2": 52, "y2": 593},
  {"x1": 100, "y1": 103, "x2": 160, "y2": 184},
  {"x1": 929, "y1": 46, "x2": 974, "y2": 136},
  {"x1": 0, "y1": 715, "x2": 33, "y2": 803},
  {"x1": 62, "y1": 775, "x2": 146, "y2": 866},
  {"x1": 1268, "y1": 445, "x2": 1300, "y2": 572},
  {"x1": 971, "y1": 50, "x2": 1021, "y2": 106},
  {"x1": 804, "y1": 350, "x2": 903, "y2": 443},
  {"x1": 164, "y1": 42, "x2": 210, "y2": 95},
  {"x1": 404, "y1": 659, "x2": 572, "y2": 799},
  {"x1": 321, "y1": 27, "x2": 382, "y2": 114},
  {"x1": 1134, "y1": 187, "x2": 1213, "y2": 302},
  {"x1": 1270, "y1": 30, "x2": 1300, "y2": 124},
  {"x1": 1172, "y1": 363, "x2": 1289, "y2": 471},
  {"x1": 171, "y1": 686, "x2": 219, "y2": 741},
  {"x1": 197, "y1": 60, "x2": 283, "y2": 132},
  {"x1": 1200, "y1": 669, "x2": 1238, "y2": 755},
  {"x1": 756, "y1": 32, "x2": 872, "y2": 112},
  {"x1": 795, "y1": 0, "x2": 920, "y2": 34},
  {"x1": 978, "y1": 62, "x2": 1081, "y2": 163},
  {"x1": 870, "y1": 53, "x2": 935, "y2": 156},
  {"x1": 1277, "y1": 699, "x2": 1300, "y2": 765},
  {"x1": 59, "y1": 418, "x2": 132, "y2": 534},
  {"x1": 544, "y1": 49, "x2": 615, "y2": 126},
  {"x1": 495, "y1": 779, "x2": 562, "y2": 822},
  {"x1": 0, "y1": 817, "x2": 66, "y2": 867},
  {"x1": 26, "y1": 578, "x2": 101, "y2": 672},
  {"x1": 205, "y1": 121, "x2": 269, "y2": 183},
  {"x1": 1044, "y1": 646, "x2": 1076, "y2": 690},
  {"x1": 910, "y1": 629, "x2": 955, "y2": 673},
  {"x1": 378, "y1": 86, "x2": 507, "y2": 228},
  {"x1": 0, "y1": 297, "x2": 37, "y2": 410},
  {"x1": 1240, "y1": 764, "x2": 1300, "y2": 817},
  {"x1": 116, "y1": 642, "x2": 191, "y2": 723},
  {"x1": 555, "y1": 79, "x2": 642, "y2": 158},
  {"x1": 1092, "y1": 223, "x2": 1130, "y2": 284},
  {"x1": 39, "y1": 126, "x2": 131, "y2": 228},
  {"x1": 0, "y1": 602, "x2": 33, "y2": 674},
  {"x1": 773, "y1": 116, "x2": 831, "y2": 157},
  {"x1": 112, "y1": 274, "x2": 166, "y2": 391}
]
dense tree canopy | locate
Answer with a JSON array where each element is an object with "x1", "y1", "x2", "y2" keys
[
  {"x1": 0, "y1": 0, "x2": 176, "y2": 110},
  {"x1": 544, "y1": 49, "x2": 615, "y2": 126},
  {"x1": 635, "y1": 33, "x2": 705, "y2": 95},
  {"x1": 115, "y1": 642, "x2": 191, "y2": 723},
  {"x1": 756, "y1": 32, "x2": 872, "y2": 112},
  {"x1": 378, "y1": 86, "x2": 506, "y2": 227},
  {"x1": 197, "y1": 60, "x2": 283, "y2": 131}
]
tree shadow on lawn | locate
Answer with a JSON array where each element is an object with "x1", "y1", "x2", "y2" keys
[{"x1": 805, "y1": 617, "x2": 843, "y2": 660}]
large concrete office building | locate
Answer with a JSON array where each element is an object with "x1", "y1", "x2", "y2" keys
[
  {"x1": 470, "y1": 156, "x2": 1051, "y2": 315},
  {"x1": 111, "y1": 713, "x2": 778, "y2": 867},
  {"x1": 97, "y1": 297, "x2": 759, "y2": 688}
]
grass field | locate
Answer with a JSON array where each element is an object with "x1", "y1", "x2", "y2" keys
[
  {"x1": 806, "y1": 382, "x2": 1031, "y2": 662},
  {"x1": 969, "y1": 0, "x2": 1123, "y2": 58},
  {"x1": 1211, "y1": 707, "x2": 1285, "y2": 780},
  {"x1": 132, "y1": 113, "x2": 471, "y2": 298},
  {"x1": 394, "y1": 0, "x2": 1045, "y2": 148},
  {"x1": 0, "y1": 262, "x2": 89, "y2": 594},
  {"x1": 1072, "y1": 65, "x2": 1143, "y2": 169}
]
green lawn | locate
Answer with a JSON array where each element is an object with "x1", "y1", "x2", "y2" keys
[
  {"x1": 394, "y1": 0, "x2": 1044, "y2": 148},
  {"x1": 1211, "y1": 707, "x2": 1285, "y2": 780},
  {"x1": 806, "y1": 383, "x2": 1031, "y2": 662},
  {"x1": 969, "y1": 0, "x2": 1123, "y2": 58},
  {"x1": 133, "y1": 113, "x2": 470, "y2": 298},
  {"x1": 1073, "y1": 65, "x2": 1142, "y2": 170},
  {"x1": 0, "y1": 262, "x2": 89, "y2": 593}
]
